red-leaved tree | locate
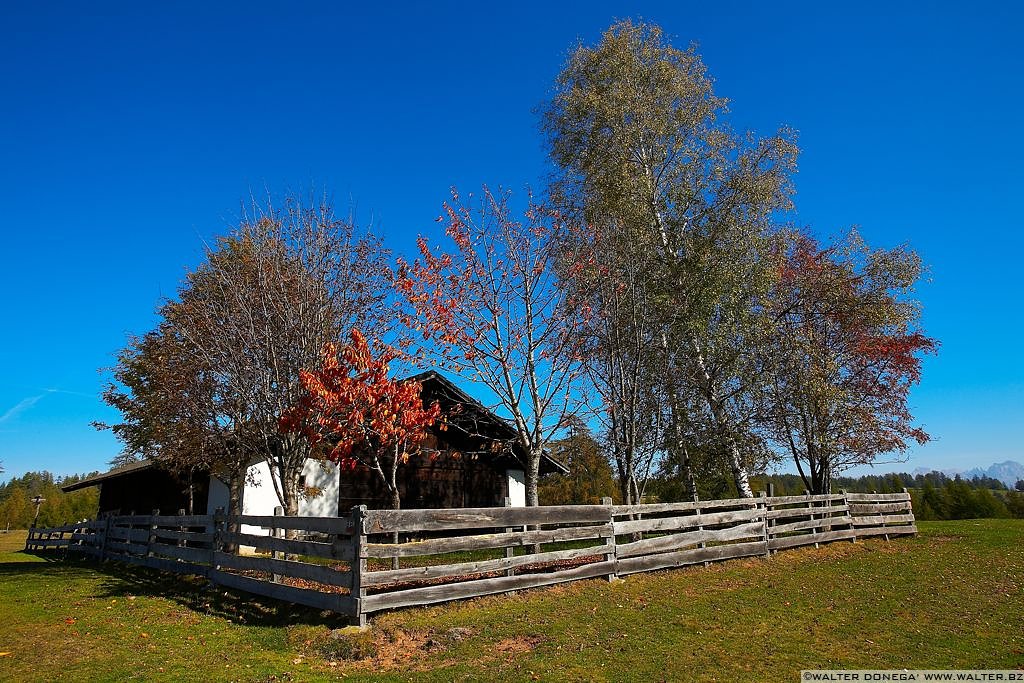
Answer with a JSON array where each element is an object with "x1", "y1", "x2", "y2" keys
[
  {"x1": 281, "y1": 329, "x2": 442, "y2": 511},
  {"x1": 761, "y1": 231, "x2": 938, "y2": 493},
  {"x1": 395, "y1": 188, "x2": 586, "y2": 506}
]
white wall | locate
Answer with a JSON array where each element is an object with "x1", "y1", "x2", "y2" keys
[
  {"x1": 507, "y1": 469, "x2": 526, "y2": 507},
  {"x1": 204, "y1": 459, "x2": 342, "y2": 536},
  {"x1": 298, "y1": 460, "x2": 340, "y2": 518},
  {"x1": 240, "y1": 460, "x2": 280, "y2": 535},
  {"x1": 206, "y1": 475, "x2": 230, "y2": 515}
]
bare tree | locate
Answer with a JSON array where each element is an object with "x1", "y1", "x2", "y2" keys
[
  {"x1": 100, "y1": 192, "x2": 391, "y2": 520},
  {"x1": 396, "y1": 188, "x2": 586, "y2": 506}
]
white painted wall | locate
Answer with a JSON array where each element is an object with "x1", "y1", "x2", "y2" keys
[
  {"x1": 298, "y1": 460, "x2": 340, "y2": 518},
  {"x1": 204, "y1": 459, "x2": 342, "y2": 536},
  {"x1": 207, "y1": 475, "x2": 230, "y2": 514},
  {"x1": 240, "y1": 460, "x2": 280, "y2": 535},
  {"x1": 507, "y1": 469, "x2": 526, "y2": 507}
]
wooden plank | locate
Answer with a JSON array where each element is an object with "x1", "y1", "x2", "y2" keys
[
  {"x1": 363, "y1": 504, "x2": 612, "y2": 534},
  {"x1": 149, "y1": 544, "x2": 212, "y2": 564},
  {"x1": 234, "y1": 515, "x2": 354, "y2": 535},
  {"x1": 768, "y1": 528, "x2": 858, "y2": 550},
  {"x1": 848, "y1": 502, "x2": 911, "y2": 515},
  {"x1": 208, "y1": 569, "x2": 356, "y2": 615},
  {"x1": 221, "y1": 531, "x2": 355, "y2": 562},
  {"x1": 362, "y1": 543, "x2": 612, "y2": 586},
  {"x1": 106, "y1": 540, "x2": 149, "y2": 556},
  {"x1": 770, "y1": 517, "x2": 852, "y2": 535},
  {"x1": 115, "y1": 528, "x2": 151, "y2": 543},
  {"x1": 613, "y1": 508, "x2": 763, "y2": 536},
  {"x1": 214, "y1": 552, "x2": 352, "y2": 588},
  {"x1": 763, "y1": 494, "x2": 845, "y2": 506},
  {"x1": 855, "y1": 524, "x2": 916, "y2": 537},
  {"x1": 363, "y1": 559, "x2": 616, "y2": 612},
  {"x1": 616, "y1": 540, "x2": 768, "y2": 576},
  {"x1": 110, "y1": 515, "x2": 154, "y2": 525},
  {"x1": 851, "y1": 515, "x2": 916, "y2": 527},
  {"x1": 70, "y1": 532, "x2": 100, "y2": 545},
  {"x1": 845, "y1": 492, "x2": 911, "y2": 503},
  {"x1": 766, "y1": 505, "x2": 849, "y2": 520},
  {"x1": 365, "y1": 523, "x2": 612, "y2": 558},
  {"x1": 611, "y1": 498, "x2": 757, "y2": 517},
  {"x1": 152, "y1": 529, "x2": 214, "y2": 544},
  {"x1": 137, "y1": 555, "x2": 209, "y2": 577},
  {"x1": 616, "y1": 521, "x2": 765, "y2": 559},
  {"x1": 73, "y1": 545, "x2": 102, "y2": 557},
  {"x1": 149, "y1": 515, "x2": 213, "y2": 526},
  {"x1": 31, "y1": 523, "x2": 84, "y2": 533}
]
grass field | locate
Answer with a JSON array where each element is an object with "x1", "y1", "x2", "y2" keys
[{"x1": 1, "y1": 520, "x2": 1021, "y2": 682}]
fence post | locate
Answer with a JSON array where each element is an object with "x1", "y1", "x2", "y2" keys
[
  {"x1": 148, "y1": 509, "x2": 159, "y2": 559},
  {"x1": 177, "y1": 508, "x2": 186, "y2": 551},
  {"x1": 841, "y1": 490, "x2": 855, "y2": 544},
  {"x1": 601, "y1": 497, "x2": 617, "y2": 581},
  {"x1": 804, "y1": 490, "x2": 819, "y2": 549},
  {"x1": 99, "y1": 515, "x2": 112, "y2": 563},
  {"x1": 758, "y1": 491, "x2": 770, "y2": 557},
  {"x1": 503, "y1": 497, "x2": 515, "y2": 577},
  {"x1": 872, "y1": 490, "x2": 889, "y2": 541},
  {"x1": 350, "y1": 505, "x2": 368, "y2": 627},
  {"x1": 272, "y1": 506, "x2": 284, "y2": 583},
  {"x1": 904, "y1": 488, "x2": 916, "y2": 537},
  {"x1": 695, "y1": 503, "x2": 710, "y2": 567},
  {"x1": 212, "y1": 507, "x2": 226, "y2": 576}
]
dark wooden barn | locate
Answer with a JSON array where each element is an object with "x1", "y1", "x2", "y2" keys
[{"x1": 63, "y1": 371, "x2": 566, "y2": 517}]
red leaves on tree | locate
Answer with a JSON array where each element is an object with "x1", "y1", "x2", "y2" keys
[
  {"x1": 768, "y1": 232, "x2": 938, "y2": 487},
  {"x1": 280, "y1": 329, "x2": 442, "y2": 471}
]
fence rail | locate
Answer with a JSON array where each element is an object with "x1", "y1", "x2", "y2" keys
[{"x1": 26, "y1": 489, "x2": 915, "y2": 625}]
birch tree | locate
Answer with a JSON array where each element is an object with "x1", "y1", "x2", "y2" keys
[
  {"x1": 543, "y1": 20, "x2": 797, "y2": 496},
  {"x1": 560, "y1": 219, "x2": 665, "y2": 505}
]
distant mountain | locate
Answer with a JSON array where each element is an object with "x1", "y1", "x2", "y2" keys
[
  {"x1": 962, "y1": 461, "x2": 1024, "y2": 488},
  {"x1": 913, "y1": 461, "x2": 1023, "y2": 488}
]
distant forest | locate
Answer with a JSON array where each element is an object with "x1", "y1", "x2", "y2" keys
[
  {"x1": 543, "y1": 446, "x2": 1024, "y2": 521},
  {"x1": 748, "y1": 471, "x2": 1024, "y2": 521},
  {"x1": 3, "y1": 465, "x2": 1022, "y2": 531},
  {"x1": 0, "y1": 471, "x2": 100, "y2": 530}
]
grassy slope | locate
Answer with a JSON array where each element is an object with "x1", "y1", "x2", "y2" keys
[{"x1": 0, "y1": 520, "x2": 1021, "y2": 682}]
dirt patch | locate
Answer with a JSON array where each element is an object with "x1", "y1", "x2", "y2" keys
[{"x1": 493, "y1": 635, "x2": 542, "y2": 656}]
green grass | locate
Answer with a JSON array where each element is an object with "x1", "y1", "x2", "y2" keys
[{"x1": 1, "y1": 520, "x2": 1022, "y2": 681}]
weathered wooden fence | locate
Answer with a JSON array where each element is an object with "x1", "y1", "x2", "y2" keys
[{"x1": 26, "y1": 490, "x2": 915, "y2": 625}]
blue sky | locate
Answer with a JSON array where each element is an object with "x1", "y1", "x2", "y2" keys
[{"x1": 1, "y1": 1, "x2": 1021, "y2": 483}]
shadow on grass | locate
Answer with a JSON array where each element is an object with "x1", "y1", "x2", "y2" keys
[{"x1": 1, "y1": 553, "x2": 352, "y2": 629}]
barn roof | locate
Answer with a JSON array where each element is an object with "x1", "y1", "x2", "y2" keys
[
  {"x1": 66, "y1": 371, "x2": 568, "y2": 491},
  {"x1": 61, "y1": 459, "x2": 158, "y2": 492}
]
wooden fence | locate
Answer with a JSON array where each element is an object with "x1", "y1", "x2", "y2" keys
[{"x1": 25, "y1": 490, "x2": 915, "y2": 625}]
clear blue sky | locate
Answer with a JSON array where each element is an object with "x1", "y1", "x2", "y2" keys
[{"x1": 1, "y1": 1, "x2": 1021, "y2": 483}]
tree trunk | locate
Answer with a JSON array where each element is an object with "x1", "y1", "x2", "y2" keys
[
  {"x1": 225, "y1": 473, "x2": 244, "y2": 554},
  {"x1": 525, "y1": 449, "x2": 542, "y2": 507},
  {"x1": 389, "y1": 487, "x2": 401, "y2": 570},
  {"x1": 680, "y1": 444, "x2": 698, "y2": 503},
  {"x1": 690, "y1": 345, "x2": 753, "y2": 498},
  {"x1": 280, "y1": 475, "x2": 300, "y2": 542}
]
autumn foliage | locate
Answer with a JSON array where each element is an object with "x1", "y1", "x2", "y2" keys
[
  {"x1": 393, "y1": 188, "x2": 586, "y2": 506},
  {"x1": 281, "y1": 329, "x2": 442, "y2": 507},
  {"x1": 763, "y1": 232, "x2": 938, "y2": 493}
]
